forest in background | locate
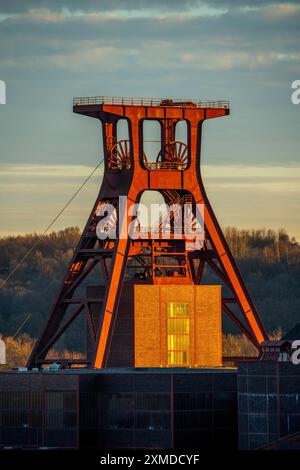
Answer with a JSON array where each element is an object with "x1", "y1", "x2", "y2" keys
[{"x1": 0, "y1": 226, "x2": 299, "y2": 361}]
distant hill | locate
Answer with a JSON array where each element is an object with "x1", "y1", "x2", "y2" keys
[{"x1": 0, "y1": 226, "x2": 299, "y2": 351}]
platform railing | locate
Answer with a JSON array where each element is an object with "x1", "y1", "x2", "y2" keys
[
  {"x1": 144, "y1": 161, "x2": 186, "y2": 171},
  {"x1": 138, "y1": 227, "x2": 204, "y2": 235},
  {"x1": 73, "y1": 96, "x2": 230, "y2": 109}
]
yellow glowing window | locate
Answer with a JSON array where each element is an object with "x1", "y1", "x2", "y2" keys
[
  {"x1": 167, "y1": 302, "x2": 189, "y2": 366},
  {"x1": 167, "y1": 303, "x2": 189, "y2": 318}
]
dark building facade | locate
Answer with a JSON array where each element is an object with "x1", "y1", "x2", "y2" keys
[
  {"x1": 2, "y1": 361, "x2": 300, "y2": 450},
  {"x1": 0, "y1": 372, "x2": 79, "y2": 448},
  {"x1": 238, "y1": 362, "x2": 300, "y2": 450},
  {"x1": 0, "y1": 369, "x2": 237, "y2": 450}
]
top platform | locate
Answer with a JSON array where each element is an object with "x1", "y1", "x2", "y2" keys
[{"x1": 73, "y1": 95, "x2": 229, "y2": 109}]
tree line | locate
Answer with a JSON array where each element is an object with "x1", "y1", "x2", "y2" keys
[{"x1": 0, "y1": 226, "x2": 299, "y2": 352}]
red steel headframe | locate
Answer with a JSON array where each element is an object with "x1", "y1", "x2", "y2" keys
[{"x1": 27, "y1": 97, "x2": 268, "y2": 369}]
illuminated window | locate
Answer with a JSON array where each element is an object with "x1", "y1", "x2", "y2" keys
[{"x1": 167, "y1": 303, "x2": 189, "y2": 366}]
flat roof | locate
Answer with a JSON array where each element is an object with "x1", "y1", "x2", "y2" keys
[
  {"x1": 73, "y1": 96, "x2": 230, "y2": 109},
  {"x1": 1, "y1": 367, "x2": 237, "y2": 375}
]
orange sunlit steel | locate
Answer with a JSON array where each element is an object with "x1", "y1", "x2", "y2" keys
[{"x1": 27, "y1": 96, "x2": 268, "y2": 370}]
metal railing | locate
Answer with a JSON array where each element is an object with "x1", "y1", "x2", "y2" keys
[
  {"x1": 144, "y1": 161, "x2": 186, "y2": 171},
  {"x1": 138, "y1": 227, "x2": 204, "y2": 235},
  {"x1": 73, "y1": 96, "x2": 229, "y2": 109}
]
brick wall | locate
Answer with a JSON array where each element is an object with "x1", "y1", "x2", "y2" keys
[{"x1": 134, "y1": 285, "x2": 222, "y2": 367}]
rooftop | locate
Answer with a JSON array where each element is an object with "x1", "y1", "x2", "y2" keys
[{"x1": 1, "y1": 367, "x2": 237, "y2": 375}]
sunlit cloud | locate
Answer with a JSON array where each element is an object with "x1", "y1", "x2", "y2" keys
[
  {"x1": 2, "y1": 163, "x2": 300, "y2": 179},
  {"x1": 203, "y1": 165, "x2": 300, "y2": 178},
  {"x1": 0, "y1": 164, "x2": 103, "y2": 177},
  {"x1": 262, "y1": 3, "x2": 300, "y2": 20},
  {"x1": 0, "y1": 164, "x2": 299, "y2": 239}
]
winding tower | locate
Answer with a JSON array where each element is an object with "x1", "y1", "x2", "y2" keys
[{"x1": 28, "y1": 96, "x2": 268, "y2": 370}]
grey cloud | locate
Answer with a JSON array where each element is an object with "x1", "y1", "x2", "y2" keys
[
  {"x1": 0, "y1": 1, "x2": 299, "y2": 88},
  {"x1": 0, "y1": 0, "x2": 300, "y2": 14},
  {"x1": 1, "y1": 8, "x2": 299, "y2": 54},
  {"x1": 0, "y1": 0, "x2": 199, "y2": 14}
]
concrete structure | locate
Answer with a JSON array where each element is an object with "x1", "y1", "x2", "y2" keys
[
  {"x1": 1, "y1": 360, "x2": 300, "y2": 450},
  {"x1": 238, "y1": 361, "x2": 300, "y2": 450},
  {"x1": 0, "y1": 369, "x2": 237, "y2": 450}
]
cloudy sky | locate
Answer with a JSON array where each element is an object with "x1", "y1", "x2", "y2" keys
[{"x1": 0, "y1": 0, "x2": 299, "y2": 238}]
